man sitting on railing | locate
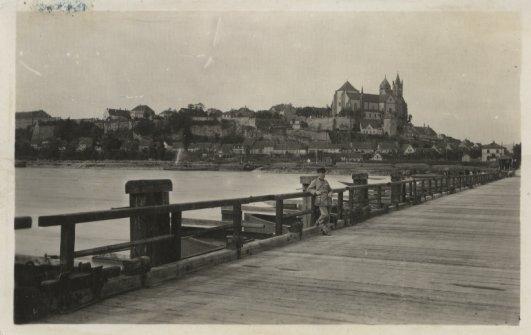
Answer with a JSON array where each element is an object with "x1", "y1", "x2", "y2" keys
[{"x1": 308, "y1": 167, "x2": 333, "y2": 236}]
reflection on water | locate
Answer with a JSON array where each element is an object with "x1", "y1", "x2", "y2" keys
[{"x1": 16, "y1": 168, "x2": 388, "y2": 256}]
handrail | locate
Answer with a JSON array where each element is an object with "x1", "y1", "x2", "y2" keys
[
  {"x1": 39, "y1": 179, "x2": 432, "y2": 227},
  {"x1": 28, "y1": 171, "x2": 506, "y2": 272}
]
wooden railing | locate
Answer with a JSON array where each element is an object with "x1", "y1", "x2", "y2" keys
[{"x1": 30, "y1": 171, "x2": 505, "y2": 273}]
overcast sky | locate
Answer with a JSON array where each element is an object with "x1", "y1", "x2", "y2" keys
[{"x1": 16, "y1": 11, "x2": 520, "y2": 144}]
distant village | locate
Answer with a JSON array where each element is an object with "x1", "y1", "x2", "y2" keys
[{"x1": 15, "y1": 74, "x2": 516, "y2": 166}]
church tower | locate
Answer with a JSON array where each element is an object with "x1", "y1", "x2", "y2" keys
[
  {"x1": 393, "y1": 73, "x2": 403, "y2": 98},
  {"x1": 379, "y1": 76, "x2": 391, "y2": 95}
]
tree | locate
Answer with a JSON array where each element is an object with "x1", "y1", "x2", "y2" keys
[{"x1": 133, "y1": 119, "x2": 156, "y2": 136}]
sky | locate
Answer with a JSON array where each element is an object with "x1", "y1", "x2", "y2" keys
[{"x1": 16, "y1": 11, "x2": 521, "y2": 144}]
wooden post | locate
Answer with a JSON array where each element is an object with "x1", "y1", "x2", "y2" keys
[
  {"x1": 170, "y1": 211, "x2": 182, "y2": 261},
  {"x1": 310, "y1": 195, "x2": 317, "y2": 226},
  {"x1": 352, "y1": 173, "x2": 369, "y2": 220},
  {"x1": 126, "y1": 179, "x2": 173, "y2": 266},
  {"x1": 348, "y1": 188, "x2": 355, "y2": 225},
  {"x1": 60, "y1": 223, "x2": 75, "y2": 272},
  {"x1": 377, "y1": 185, "x2": 382, "y2": 208},
  {"x1": 337, "y1": 191, "x2": 344, "y2": 222},
  {"x1": 300, "y1": 175, "x2": 316, "y2": 229},
  {"x1": 233, "y1": 203, "x2": 242, "y2": 258},
  {"x1": 390, "y1": 171, "x2": 402, "y2": 207},
  {"x1": 275, "y1": 198, "x2": 284, "y2": 236},
  {"x1": 420, "y1": 180, "x2": 425, "y2": 201}
]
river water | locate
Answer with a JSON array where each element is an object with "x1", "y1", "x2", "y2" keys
[{"x1": 15, "y1": 168, "x2": 388, "y2": 256}]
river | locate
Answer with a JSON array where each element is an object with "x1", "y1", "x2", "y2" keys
[{"x1": 15, "y1": 167, "x2": 388, "y2": 257}]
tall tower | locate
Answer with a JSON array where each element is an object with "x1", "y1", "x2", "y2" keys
[
  {"x1": 393, "y1": 73, "x2": 403, "y2": 98},
  {"x1": 379, "y1": 76, "x2": 391, "y2": 95}
]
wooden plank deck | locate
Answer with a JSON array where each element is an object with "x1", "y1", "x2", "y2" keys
[{"x1": 44, "y1": 176, "x2": 520, "y2": 324}]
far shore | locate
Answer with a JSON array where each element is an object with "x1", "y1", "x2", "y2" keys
[{"x1": 15, "y1": 159, "x2": 494, "y2": 176}]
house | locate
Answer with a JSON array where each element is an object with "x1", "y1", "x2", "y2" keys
[
  {"x1": 250, "y1": 140, "x2": 275, "y2": 155},
  {"x1": 16, "y1": 110, "x2": 52, "y2": 129},
  {"x1": 104, "y1": 119, "x2": 132, "y2": 133},
  {"x1": 371, "y1": 152, "x2": 383, "y2": 161},
  {"x1": 413, "y1": 125, "x2": 438, "y2": 141},
  {"x1": 231, "y1": 144, "x2": 245, "y2": 155},
  {"x1": 462, "y1": 153, "x2": 471, "y2": 162},
  {"x1": 291, "y1": 120, "x2": 302, "y2": 130},
  {"x1": 131, "y1": 105, "x2": 156, "y2": 120},
  {"x1": 188, "y1": 142, "x2": 218, "y2": 154},
  {"x1": 351, "y1": 141, "x2": 376, "y2": 154},
  {"x1": 307, "y1": 142, "x2": 341, "y2": 154},
  {"x1": 377, "y1": 141, "x2": 399, "y2": 154},
  {"x1": 359, "y1": 120, "x2": 383, "y2": 135},
  {"x1": 339, "y1": 152, "x2": 364, "y2": 162},
  {"x1": 401, "y1": 143, "x2": 416, "y2": 155},
  {"x1": 272, "y1": 141, "x2": 307, "y2": 156},
  {"x1": 76, "y1": 137, "x2": 94, "y2": 152},
  {"x1": 104, "y1": 108, "x2": 131, "y2": 120},
  {"x1": 482, "y1": 141, "x2": 505, "y2": 162},
  {"x1": 159, "y1": 109, "x2": 178, "y2": 119}
]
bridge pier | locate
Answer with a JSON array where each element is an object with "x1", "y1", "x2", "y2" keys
[{"x1": 126, "y1": 179, "x2": 176, "y2": 266}]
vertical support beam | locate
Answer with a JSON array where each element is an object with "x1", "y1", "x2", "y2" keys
[
  {"x1": 337, "y1": 191, "x2": 344, "y2": 222},
  {"x1": 60, "y1": 223, "x2": 75, "y2": 272},
  {"x1": 348, "y1": 188, "x2": 355, "y2": 225},
  {"x1": 352, "y1": 173, "x2": 369, "y2": 219},
  {"x1": 233, "y1": 203, "x2": 242, "y2": 259},
  {"x1": 377, "y1": 185, "x2": 382, "y2": 208},
  {"x1": 275, "y1": 197, "x2": 284, "y2": 236},
  {"x1": 300, "y1": 175, "x2": 316, "y2": 229},
  {"x1": 310, "y1": 195, "x2": 316, "y2": 226},
  {"x1": 170, "y1": 211, "x2": 182, "y2": 261},
  {"x1": 390, "y1": 171, "x2": 402, "y2": 207},
  {"x1": 126, "y1": 179, "x2": 173, "y2": 266},
  {"x1": 420, "y1": 180, "x2": 425, "y2": 201}
]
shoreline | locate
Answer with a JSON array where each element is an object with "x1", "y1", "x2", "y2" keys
[{"x1": 16, "y1": 159, "x2": 493, "y2": 176}]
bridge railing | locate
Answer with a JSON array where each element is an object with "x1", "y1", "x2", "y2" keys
[{"x1": 34, "y1": 171, "x2": 504, "y2": 273}]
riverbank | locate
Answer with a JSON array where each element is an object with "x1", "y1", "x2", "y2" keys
[{"x1": 16, "y1": 159, "x2": 494, "y2": 176}]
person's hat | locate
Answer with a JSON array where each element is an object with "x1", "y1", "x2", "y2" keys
[{"x1": 316, "y1": 167, "x2": 326, "y2": 173}]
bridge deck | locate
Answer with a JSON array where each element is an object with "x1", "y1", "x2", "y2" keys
[{"x1": 45, "y1": 176, "x2": 520, "y2": 324}]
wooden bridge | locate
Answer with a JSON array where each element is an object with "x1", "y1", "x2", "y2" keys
[{"x1": 29, "y1": 171, "x2": 519, "y2": 324}]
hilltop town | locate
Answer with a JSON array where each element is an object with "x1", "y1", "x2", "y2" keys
[{"x1": 15, "y1": 74, "x2": 517, "y2": 170}]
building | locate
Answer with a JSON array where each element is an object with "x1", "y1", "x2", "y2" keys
[
  {"x1": 351, "y1": 141, "x2": 376, "y2": 154},
  {"x1": 360, "y1": 120, "x2": 383, "y2": 135},
  {"x1": 16, "y1": 110, "x2": 52, "y2": 129},
  {"x1": 76, "y1": 137, "x2": 94, "y2": 152},
  {"x1": 482, "y1": 141, "x2": 506, "y2": 162},
  {"x1": 130, "y1": 105, "x2": 155, "y2": 120},
  {"x1": 371, "y1": 152, "x2": 383, "y2": 161},
  {"x1": 104, "y1": 108, "x2": 131, "y2": 120},
  {"x1": 272, "y1": 141, "x2": 307, "y2": 156},
  {"x1": 331, "y1": 73, "x2": 409, "y2": 135},
  {"x1": 377, "y1": 141, "x2": 399, "y2": 154},
  {"x1": 401, "y1": 144, "x2": 416, "y2": 155},
  {"x1": 307, "y1": 142, "x2": 341, "y2": 154},
  {"x1": 250, "y1": 140, "x2": 275, "y2": 155}
]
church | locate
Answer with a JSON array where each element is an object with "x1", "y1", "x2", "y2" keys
[{"x1": 331, "y1": 74, "x2": 409, "y2": 136}]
